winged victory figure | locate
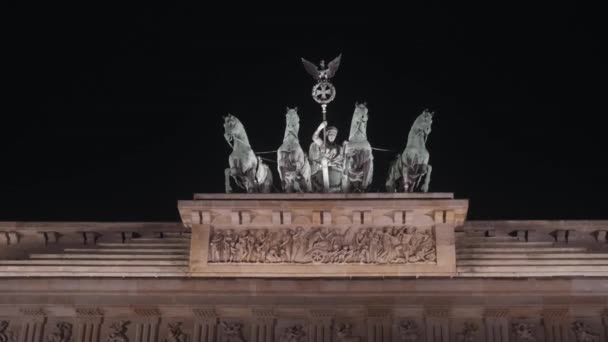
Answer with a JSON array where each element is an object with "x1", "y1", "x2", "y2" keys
[{"x1": 301, "y1": 54, "x2": 342, "y2": 81}]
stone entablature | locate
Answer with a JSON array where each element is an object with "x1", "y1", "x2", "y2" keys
[{"x1": 1, "y1": 194, "x2": 607, "y2": 277}]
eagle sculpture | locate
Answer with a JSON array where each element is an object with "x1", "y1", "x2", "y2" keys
[{"x1": 301, "y1": 54, "x2": 342, "y2": 81}]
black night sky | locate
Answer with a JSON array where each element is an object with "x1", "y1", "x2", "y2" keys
[{"x1": 2, "y1": 5, "x2": 607, "y2": 222}]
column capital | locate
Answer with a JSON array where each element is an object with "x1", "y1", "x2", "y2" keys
[
  {"x1": 18, "y1": 307, "x2": 47, "y2": 323},
  {"x1": 483, "y1": 308, "x2": 510, "y2": 319},
  {"x1": 367, "y1": 308, "x2": 392, "y2": 319},
  {"x1": 542, "y1": 308, "x2": 569, "y2": 321},
  {"x1": 75, "y1": 307, "x2": 104, "y2": 323},
  {"x1": 425, "y1": 307, "x2": 450, "y2": 318},
  {"x1": 192, "y1": 307, "x2": 218, "y2": 319}
]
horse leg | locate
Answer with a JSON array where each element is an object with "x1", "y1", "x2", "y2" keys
[
  {"x1": 386, "y1": 163, "x2": 397, "y2": 192},
  {"x1": 244, "y1": 168, "x2": 257, "y2": 193},
  {"x1": 341, "y1": 156, "x2": 351, "y2": 193},
  {"x1": 284, "y1": 174, "x2": 293, "y2": 193},
  {"x1": 402, "y1": 167, "x2": 410, "y2": 192},
  {"x1": 421, "y1": 164, "x2": 432, "y2": 193},
  {"x1": 363, "y1": 157, "x2": 373, "y2": 191},
  {"x1": 224, "y1": 168, "x2": 233, "y2": 193},
  {"x1": 262, "y1": 165, "x2": 273, "y2": 193},
  {"x1": 302, "y1": 161, "x2": 312, "y2": 192},
  {"x1": 386, "y1": 157, "x2": 401, "y2": 192}
]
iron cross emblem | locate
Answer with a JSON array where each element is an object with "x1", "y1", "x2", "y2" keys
[{"x1": 312, "y1": 81, "x2": 336, "y2": 105}]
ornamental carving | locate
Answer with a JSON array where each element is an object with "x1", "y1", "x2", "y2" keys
[
  {"x1": 279, "y1": 325, "x2": 306, "y2": 342},
  {"x1": 48, "y1": 322, "x2": 73, "y2": 342},
  {"x1": 0, "y1": 321, "x2": 15, "y2": 342},
  {"x1": 335, "y1": 323, "x2": 360, "y2": 342},
  {"x1": 398, "y1": 320, "x2": 420, "y2": 342},
  {"x1": 107, "y1": 321, "x2": 130, "y2": 342},
  {"x1": 572, "y1": 321, "x2": 600, "y2": 342},
  {"x1": 208, "y1": 226, "x2": 436, "y2": 264},
  {"x1": 220, "y1": 322, "x2": 245, "y2": 342},
  {"x1": 166, "y1": 323, "x2": 187, "y2": 342},
  {"x1": 512, "y1": 322, "x2": 536, "y2": 342},
  {"x1": 456, "y1": 322, "x2": 478, "y2": 342}
]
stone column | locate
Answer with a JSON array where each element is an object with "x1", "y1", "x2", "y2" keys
[
  {"x1": 424, "y1": 309, "x2": 449, "y2": 342},
  {"x1": 250, "y1": 309, "x2": 276, "y2": 342},
  {"x1": 308, "y1": 310, "x2": 333, "y2": 342},
  {"x1": 18, "y1": 308, "x2": 46, "y2": 342},
  {"x1": 75, "y1": 308, "x2": 104, "y2": 342},
  {"x1": 483, "y1": 309, "x2": 509, "y2": 342},
  {"x1": 542, "y1": 308, "x2": 569, "y2": 342},
  {"x1": 132, "y1": 308, "x2": 161, "y2": 342},
  {"x1": 366, "y1": 309, "x2": 391, "y2": 342},
  {"x1": 192, "y1": 308, "x2": 217, "y2": 342}
]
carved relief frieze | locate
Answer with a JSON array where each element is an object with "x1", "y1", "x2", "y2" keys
[
  {"x1": 47, "y1": 322, "x2": 72, "y2": 342},
  {"x1": 107, "y1": 321, "x2": 130, "y2": 342},
  {"x1": 397, "y1": 319, "x2": 420, "y2": 342},
  {"x1": 335, "y1": 323, "x2": 360, "y2": 342},
  {"x1": 456, "y1": 322, "x2": 479, "y2": 342},
  {"x1": 0, "y1": 320, "x2": 16, "y2": 342},
  {"x1": 279, "y1": 324, "x2": 306, "y2": 342},
  {"x1": 208, "y1": 226, "x2": 436, "y2": 264},
  {"x1": 572, "y1": 321, "x2": 600, "y2": 342},
  {"x1": 165, "y1": 322, "x2": 187, "y2": 342},
  {"x1": 512, "y1": 322, "x2": 537, "y2": 342},
  {"x1": 219, "y1": 322, "x2": 245, "y2": 342}
]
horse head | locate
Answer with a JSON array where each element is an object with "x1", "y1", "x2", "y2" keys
[
  {"x1": 410, "y1": 109, "x2": 434, "y2": 141},
  {"x1": 349, "y1": 102, "x2": 369, "y2": 140},
  {"x1": 284, "y1": 106, "x2": 300, "y2": 141},
  {"x1": 223, "y1": 113, "x2": 249, "y2": 148}
]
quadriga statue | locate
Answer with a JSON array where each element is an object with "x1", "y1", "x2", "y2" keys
[
  {"x1": 223, "y1": 114, "x2": 273, "y2": 193},
  {"x1": 342, "y1": 102, "x2": 374, "y2": 192},
  {"x1": 386, "y1": 109, "x2": 434, "y2": 192},
  {"x1": 277, "y1": 107, "x2": 311, "y2": 192}
]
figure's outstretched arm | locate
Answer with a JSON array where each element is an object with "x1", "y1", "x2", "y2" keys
[{"x1": 312, "y1": 121, "x2": 327, "y2": 146}]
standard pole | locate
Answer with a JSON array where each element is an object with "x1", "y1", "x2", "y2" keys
[{"x1": 321, "y1": 104, "x2": 330, "y2": 192}]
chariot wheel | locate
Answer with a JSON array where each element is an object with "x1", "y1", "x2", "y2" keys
[{"x1": 309, "y1": 250, "x2": 325, "y2": 264}]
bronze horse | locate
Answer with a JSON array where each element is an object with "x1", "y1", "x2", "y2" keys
[
  {"x1": 277, "y1": 107, "x2": 311, "y2": 192},
  {"x1": 342, "y1": 102, "x2": 374, "y2": 192},
  {"x1": 223, "y1": 114, "x2": 273, "y2": 193},
  {"x1": 386, "y1": 109, "x2": 433, "y2": 192}
]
